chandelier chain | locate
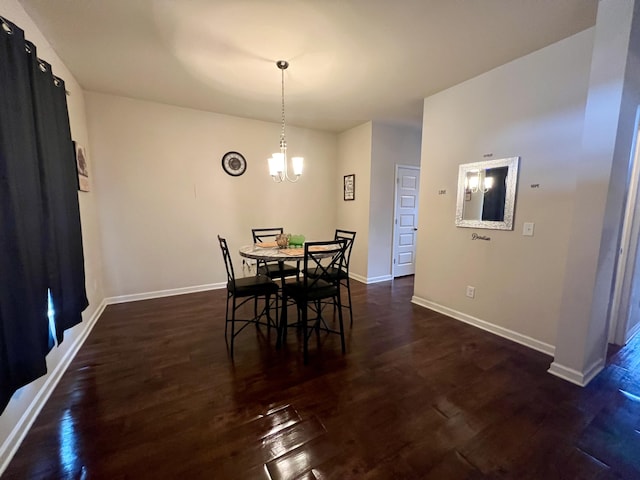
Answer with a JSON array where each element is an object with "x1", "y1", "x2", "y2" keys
[{"x1": 280, "y1": 66, "x2": 286, "y2": 150}]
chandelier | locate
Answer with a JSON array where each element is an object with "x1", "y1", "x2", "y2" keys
[{"x1": 268, "y1": 60, "x2": 303, "y2": 183}]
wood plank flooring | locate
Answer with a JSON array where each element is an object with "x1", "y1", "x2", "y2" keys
[{"x1": 3, "y1": 276, "x2": 640, "y2": 479}]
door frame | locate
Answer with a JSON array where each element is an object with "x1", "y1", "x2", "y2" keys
[
  {"x1": 392, "y1": 164, "x2": 420, "y2": 278},
  {"x1": 608, "y1": 106, "x2": 640, "y2": 345}
]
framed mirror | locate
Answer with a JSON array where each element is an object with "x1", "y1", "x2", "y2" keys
[{"x1": 455, "y1": 156, "x2": 519, "y2": 230}]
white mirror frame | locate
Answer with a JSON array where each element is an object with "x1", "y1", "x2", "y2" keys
[{"x1": 455, "y1": 156, "x2": 520, "y2": 230}]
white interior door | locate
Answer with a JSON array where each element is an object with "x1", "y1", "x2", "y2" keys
[{"x1": 393, "y1": 165, "x2": 420, "y2": 277}]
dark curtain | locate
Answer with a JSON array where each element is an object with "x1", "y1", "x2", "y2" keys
[
  {"x1": 482, "y1": 166, "x2": 509, "y2": 222},
  {"x1": 27, "y1": 42, "x2": 88, "y2": 342},
  {"x1": 0, "y1": 18, "x2": 51, "y2": 414},
  {"x1": 0, "y1": 18, "x2": 88, "y2": 414}
]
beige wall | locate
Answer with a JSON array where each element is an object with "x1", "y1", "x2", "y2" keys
[
  {"x1": 553, "y1": 0, "x2": 640, "y2": 382},
  {"x1": 86, "y1": 93, "x2": 338, "y2": 298},
  {"x1": 413, "y1": 28, "x2": 594, "y2": 349},
  {"x1": 0, "y1": 0, "x2": 105, "y2": 470},
  {"x1": 335, "y1": 121, "x2": 422, "y2": 282},
  {"x1": 336, "y1": 123, "x2": 373, "y2": 280},
  {"x1": 369, "y1": 122, "x2": 422, "y2": 280}
]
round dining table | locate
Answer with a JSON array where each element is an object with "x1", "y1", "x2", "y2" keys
[
  {"x1": 238, "y1": 243, "x2": 337, "y2": 346},
  {"x1": 238, "y1": 243, "x2": 338, "y2": 274}
]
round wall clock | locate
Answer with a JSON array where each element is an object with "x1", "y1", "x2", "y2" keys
[{"x1": 221, "y1": 151, "x2": 247, "y2": 176}]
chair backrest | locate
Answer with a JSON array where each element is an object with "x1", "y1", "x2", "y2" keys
[
  {"x1": 252, "y1": 227, "x2": 284, "y2": 243},
  {"x1": 302, "y1": 239, "x2": 347, "y2": 292},
  {"x1": 217, "y1": 235, "x2": 236, "y2": 287},
  {"x1": 334, "y1": 229, "x2": 356, "y2": 272}
]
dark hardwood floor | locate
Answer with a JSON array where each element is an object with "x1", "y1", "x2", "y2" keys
[{"x1": 3, "y1": 276, "x2": 640, "y2": 479}]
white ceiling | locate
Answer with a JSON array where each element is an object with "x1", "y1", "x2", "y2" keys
[{"x1": 18, "y1": 0, "x2": 597, "y2": 133}]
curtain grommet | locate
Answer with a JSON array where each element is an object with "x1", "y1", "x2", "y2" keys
[{"x1": 0, "y1": 17, "x2": 13, "y2": 35}]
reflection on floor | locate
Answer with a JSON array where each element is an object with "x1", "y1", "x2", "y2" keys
[{"x1": 3, "y1": 277, "x2": 640, "y2": 479}]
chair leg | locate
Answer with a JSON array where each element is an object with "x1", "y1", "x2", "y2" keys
[
  {"x1": 254, "y1": 296, "x2": 259, "y2": 328},
  {"x1": 302, "y1": 301, "x2": 309, "y2": 364},
  {"x1": 336, "y1": 293, "x2": 346, "y2": 354},
  {"x1": 345, "y1": 277, "x2": 354, "y2": 326},
  {"x1": 265, "y1": 294, "x2": 271, "y2": 333},
  {"x1": 266, "y1": 293, "x2": 278, "y2": 331},
  {"x1": 277, "y1": 293, "x2": 287, "y2": 348},
  {"x1": 274, "y1": 293, "x2": 279, "y2": 333},
  {"x1": 230, "y1": 296, "x2": 237, "y2": 358},
  {"x1": 224, "y1": 293, "x2": 230, "y2": 340},
  {"x1": 315, "y1": 300, "x2": 322, "y2": 332}
]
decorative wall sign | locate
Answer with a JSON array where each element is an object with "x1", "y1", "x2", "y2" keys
[
  {"x1": 74, "y1": 141, "x2": 90, "y2": 192},
  {"x1": 344, "y1": 174, "x2": 355, "y2": 201},
  {"x1": 471, "y1": 233, "x2": 491, "y2": 241},
  {"x1": 221, "y1": 151, "x2": 247, "y2": 176}
]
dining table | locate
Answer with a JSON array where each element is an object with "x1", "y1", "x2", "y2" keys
[{"x1": 238, "y1": 242, "x2": 337, "y2": 346}]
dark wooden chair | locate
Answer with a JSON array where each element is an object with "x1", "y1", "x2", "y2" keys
[
  {"x1": 251, "y1": 227, "x2": 299, "y2": 280},
  {"x1": 218, "y1": 235, "x2": 279, "y2": 358},
  {"x1": 282, "y1": 240, "x2": 347, "y2": 364},
  {"x1": 304, "y1": 229, "x2": 356, "y2": 325}
]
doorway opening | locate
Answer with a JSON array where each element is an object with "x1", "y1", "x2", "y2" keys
[{"x1": 609, "y1": 106, "x2": 640, "y2": 348}]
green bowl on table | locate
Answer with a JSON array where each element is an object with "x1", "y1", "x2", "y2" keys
[{"x1": 289, "y1": 234, "x2": 305, "y2": 247}]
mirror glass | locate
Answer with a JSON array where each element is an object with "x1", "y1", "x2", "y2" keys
[{"x1": 455, "y1": 156, "x2": 519, "y2": 230}]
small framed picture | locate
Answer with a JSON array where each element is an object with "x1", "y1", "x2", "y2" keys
[
  {"x1": 344, "y1": 174, "x2": 355, "y2": 201},
  {"x1": 74, "y1": 142, "x2": 90, "y2": 192}
]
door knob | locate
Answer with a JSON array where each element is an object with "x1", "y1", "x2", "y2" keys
[{"x1": 413, "y1": 228, "x2": 418, "y2": 231}]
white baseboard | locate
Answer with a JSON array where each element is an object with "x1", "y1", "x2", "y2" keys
[
  {"x1": 0, "y1": 299, "x2": 107, "y2": 477},
  {"x1": 411, "y1": 295, "x2": 555, "y2": 356},
  {"x1": 350, "y1": 273, "x2": 367, "y2": 284},
  {"x1": 106, "y1": 282, "x2": 226, "y2": 304},
  {"x1": 547, "y1": 358, "x2": 604, "y2": 387},
  {"x1": 349, "y1": 273, "x2": 393, "y2": 284},
  {"x1": 366, "y1": 274, "x2": 393, "y2": 284}
]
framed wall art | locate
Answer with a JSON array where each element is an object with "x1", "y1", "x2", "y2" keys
[
  {"x1": 344, "y1": 174, "x2": 355, "y2": 201},
  {"x1": 74, "y1": 141, "x2": 90, "y2": 192}
]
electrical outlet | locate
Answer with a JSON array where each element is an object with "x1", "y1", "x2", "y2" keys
[{"x1": 466, "y1": 286, "x2": 475, "y2": 298}]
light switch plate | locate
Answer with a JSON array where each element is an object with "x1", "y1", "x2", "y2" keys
[{"x1": 523, "y1": 222, "x2": 535, "y2": 236}]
